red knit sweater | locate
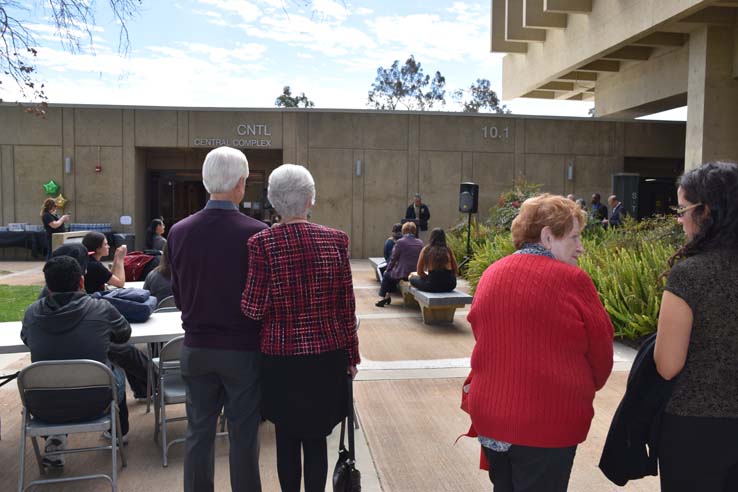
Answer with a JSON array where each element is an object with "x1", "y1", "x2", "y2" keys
[{"x1": 466, "y1": 254, "x2": 613, "y2": 448}]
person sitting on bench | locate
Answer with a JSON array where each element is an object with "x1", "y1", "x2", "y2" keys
[
  {"x1": 409, "y1": 228, "x2": 458, "y2": 293},
  {"x1": 376, "y1": 221, "x2": 423, "y2": 307}
]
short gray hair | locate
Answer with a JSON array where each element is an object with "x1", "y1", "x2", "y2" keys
[
  {"x1": 201, "y1": 147, "x2": 249, "y2": 194},
  {"x1": 268, "y1": 164, "x2": 316, "y2": 219}
]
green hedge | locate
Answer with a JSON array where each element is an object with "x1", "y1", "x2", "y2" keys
[{"x1": 448, "y1": 192, "x2": 683, "y2": 340}]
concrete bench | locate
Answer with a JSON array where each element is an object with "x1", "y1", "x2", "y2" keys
[
  {"x1": 399, "y1": 281, "x2": 473, "y2": 324},
  {"x1": 368, "y1": 257, "x2": 386, "y2": 282}
]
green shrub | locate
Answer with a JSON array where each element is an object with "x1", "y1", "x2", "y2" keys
[
  {"x1": 579, "y1": 239, "x2": 673, "y2": 340},
  {"x1": 459, "y1": 214, "x2": 684, "y2": 340},
  {"x1": 447, "y1": 218, "x2": 496, "y2": 271},
  {"x1": 465, "y1": 232, "x2": 515, "y2": 294},
  {"x1": 487, "y1": 179, "x2": 542, "y2": 231}
]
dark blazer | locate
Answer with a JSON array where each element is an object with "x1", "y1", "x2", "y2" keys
[
  {"x1": 591, "y1": 203, "x2": 608, "y2": 222},
  {"x1": 598, "y1": 334, "x2": 675, "y2": 486},
  {"x1": 609, "y1": 202, "x2": 625, "y2": 227},
  {"x1": 386, "y1": 234, "x2": 423, "y2": 280},
  {"x1": 405, "y1": 203, "x2": 431, "y2": 231}
]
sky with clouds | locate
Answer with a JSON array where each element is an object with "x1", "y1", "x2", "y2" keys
[{"x1": 1, "y1": 1, "x2": 685, "y2": 119}]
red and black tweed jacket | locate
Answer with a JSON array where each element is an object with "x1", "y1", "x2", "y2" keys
[{"x1": 240, "y1": 222, "x2": 360, "y2": 366}]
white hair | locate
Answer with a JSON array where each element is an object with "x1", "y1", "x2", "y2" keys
[
  {"x1": 267, "y1": 164, "x2": 316, "y2": 219},
  {"x1": 201, "y1": 147, "x2": 249, "y2": 194}
]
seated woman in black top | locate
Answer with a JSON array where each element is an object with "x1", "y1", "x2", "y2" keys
[
  {"x1": 40, "y1": 198, "x2": 70, "y2": 259},
  {"x1": 409, "y1": 228, "x2": 458, "y2": 293},
  {"x1": 82, "y1": 231, "x2": 127, "y2": 294}
]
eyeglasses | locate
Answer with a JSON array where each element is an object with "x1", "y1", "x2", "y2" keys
[{"x1": 671, "y1": 203, "x2": 702, "y2": 218}]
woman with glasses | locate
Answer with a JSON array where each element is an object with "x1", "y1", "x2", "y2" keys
[{"x1": 655, "y1": 161, "x2": 738, "y2": 491}]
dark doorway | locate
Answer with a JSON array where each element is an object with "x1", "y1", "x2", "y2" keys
[
  {"x1": 149, "y1": 171, "x2": 208, "y2": 228},
  {"x1": 145, "y1": 147, "x2": 282, "y2": 228}
]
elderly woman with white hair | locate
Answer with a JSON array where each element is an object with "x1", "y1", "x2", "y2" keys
[{"x1": 241, "y1": 164, "x2": 359, "y2": 492}]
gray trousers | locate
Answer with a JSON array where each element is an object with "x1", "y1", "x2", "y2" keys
[{"x1": 181, "y1": 346, "x2": 262, "y2": 492}]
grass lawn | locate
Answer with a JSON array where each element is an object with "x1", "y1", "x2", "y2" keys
[{"x1": 0, "y1": 285, "x2": 42, "y2": 322}]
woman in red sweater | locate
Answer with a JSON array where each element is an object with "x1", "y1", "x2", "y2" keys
[{"x1": 465, "y1": 194, "x2": 613, "y2": 492}]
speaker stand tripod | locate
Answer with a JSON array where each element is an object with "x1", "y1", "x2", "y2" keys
[{"x1": 458, "y1": 211, "x2": 474, "y2": 270}]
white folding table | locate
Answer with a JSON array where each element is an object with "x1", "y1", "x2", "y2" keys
[{"x1": 0, "y1": 311, "x2": 184, "y2": 354}]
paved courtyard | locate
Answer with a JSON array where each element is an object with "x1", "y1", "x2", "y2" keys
[{"x1": 0, "y1": 260, "x2": 659, "y2": 491}]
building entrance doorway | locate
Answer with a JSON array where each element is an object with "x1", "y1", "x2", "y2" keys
[{"x1": 145, "y1": 147, "x2": 282, "y2": 229}]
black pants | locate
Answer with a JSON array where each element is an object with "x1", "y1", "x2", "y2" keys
[
  {"x1": 275, "y1": 426, "x2": 328, "y2": 492},
  {"x1": 482, "y1": 444, "x2": 576, "y2": 492},
  {"x1": 108, "y1": 343, "x2": 149, "y2": 398},
  {"x1": 658, "y1": 413, "x2": 738, "y2": 492},
  {"x1": 409, "y1": 269, "x2": 456, "y2": 293},
  {"x1": 379, "y1": 274, "x2": 402, "y2": 297}
]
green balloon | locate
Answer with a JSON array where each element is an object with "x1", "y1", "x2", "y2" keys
[{"x1": 43, "y1": 180, "x2": 60, "y2": 195}]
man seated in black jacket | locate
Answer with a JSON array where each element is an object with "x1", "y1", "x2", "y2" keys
[
  {"x1": 21, "y1": 256, "x2": 133, "y2": 468},
  {"x1": 38, "y1": 244, "x2": 150, "y2": 401}
]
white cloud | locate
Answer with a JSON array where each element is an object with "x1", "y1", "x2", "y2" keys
[
  {"x1": 312, "y1": 0, "x2": 350, "y2": 21},
  {"x1": 196, "y1": 0, "x2": 262, "y2": 23},
  {"x1": 242, "y1": 13, "x2": 375, "y2": 57},
  {"x1": 355, "y1": 7, "x2": 373, "y2": 16}
]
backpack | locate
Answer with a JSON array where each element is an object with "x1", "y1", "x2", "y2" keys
[
  {"x1": 123, "y1": 251, "x2": 159, "y2": 281},
  {"x1": 91, "y1": 288, "x2": 158, "y2": 323}
]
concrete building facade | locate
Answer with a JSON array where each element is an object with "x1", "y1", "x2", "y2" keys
[
  {"x1": 491, "y1": 0, "x2": 738, "y2": 170},
  {"x1": 0, "y1": 104, "x2": 684, "y2": 257}
]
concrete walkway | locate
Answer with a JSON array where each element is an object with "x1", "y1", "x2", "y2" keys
[{"x1": 0, "y1": 260, "x2": 657, "y2": 491}]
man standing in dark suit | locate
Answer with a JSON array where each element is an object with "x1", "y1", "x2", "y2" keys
[
  {"x1": 603, "y1": 195, "x2": 625, "y2": 227},
  {"x1": 590, "y1": 193, "x2": 608, "y2": 222},
  {"x1": 405, "y1": 193, "x2": 431, "y2": 241}
]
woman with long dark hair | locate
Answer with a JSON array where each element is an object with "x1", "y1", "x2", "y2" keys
[
  {"x1": 145, "y1": 218, "x2": 166, "y2": 251},
  {"x1": 82, "y1": 231, "x2": 126, "y2": 293},
  {"x1": 654, "y1": 161, "x2": 738, "y2": 491},
  {"x1": 409, "y1": 227, "x2": 458, "y2": 292}
]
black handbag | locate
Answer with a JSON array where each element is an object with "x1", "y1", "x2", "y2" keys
[{"x1": 333, "y1": 375, "x2": 361, "y2": 492}]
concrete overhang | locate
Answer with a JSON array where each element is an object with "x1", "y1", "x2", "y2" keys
[{"x1": 491, "y1": 0, "x2": 736, "y2": 110}]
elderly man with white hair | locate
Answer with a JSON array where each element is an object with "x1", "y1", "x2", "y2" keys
[
  {"x1": 167, "y1": 146, "x2": 267, "y2": 492},
  {"x1": 241, "y1": 163, "x2": 359, "y2": 492}
]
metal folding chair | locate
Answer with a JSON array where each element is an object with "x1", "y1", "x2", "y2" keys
[
  {"x1": 150, "y1": 335, "x2": 227, "y2": 466},
  {"x1": 152, "y1": 336, "x2": 187, "y2": 467},
  {"x1": 156, "y1": 295, "x2": 177, "y2": 309},
  {"x1": 16, "y1": 359, "x2": 127, "y2": 492},
  {"x1": 144, "y1": 305, "x2": 180, "y2": 412}
]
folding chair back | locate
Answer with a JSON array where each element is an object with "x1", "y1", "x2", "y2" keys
[
  {"x1": 159, "y1": 336, "x2": 183, "y2": 365},
  {"x1": 19, "y1": 360, "x2": 115, "y2": 424},
  {"x1": 156, "y1": 295, "x2": 177, "y2": 309},
  {"x1": 16, "y1": 360, "x2": 126, "y2": 492}
]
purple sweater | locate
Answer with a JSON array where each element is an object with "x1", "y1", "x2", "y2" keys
[{"x1": 168, "y1": 201, "x2": 267, "y2": 351}]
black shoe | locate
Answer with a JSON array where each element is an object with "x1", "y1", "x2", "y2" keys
[{"x1": 375, "y1": 297, "x2": 391, "y2": 307}]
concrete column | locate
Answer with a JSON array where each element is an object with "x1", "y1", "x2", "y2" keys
[
  {"x1": 0, "y1": 145, "x2": 14, "y2": 223},
  {"x1": 686, "y1": 26, "x2": 738, "y2": 170},
  {"x1": 121, "y1": 109, "x2": 137, "y2": 240},
  {"x1": 61, "y1": 108, "x2": 75, "y2": 219},
  {"x1": 351, "y1": 149, "x2": 364, "y2": 258},
  {"x1": 514, "y1": 119, "x2": 526, "y2": 179}
]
